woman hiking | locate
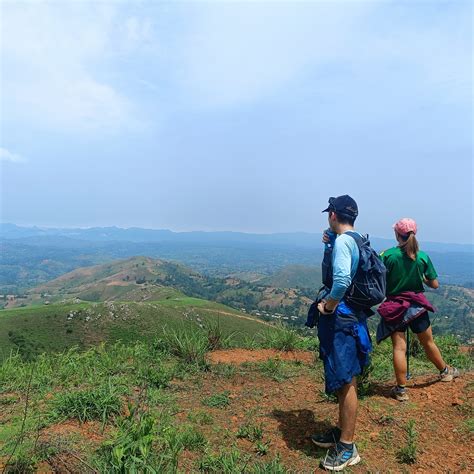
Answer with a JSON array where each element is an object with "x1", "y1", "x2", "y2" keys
[{"x1": 377, "y1": 218, "x2": 459, "y2": 402}]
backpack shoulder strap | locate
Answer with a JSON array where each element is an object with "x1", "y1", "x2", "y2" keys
[{"x1": 344, "y1": 231, "x2": 368, "y2": 249}]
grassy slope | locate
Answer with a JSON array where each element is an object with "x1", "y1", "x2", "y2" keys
[
  {"x1": 259, "y1": 264, "x2": 322, "y2": 289},
  {"x1": 0, "y1": 327, "x2": 471, "y2": 472},
  {"x1": 0, "y1": 297, "x2": 269, "y2": 362}
]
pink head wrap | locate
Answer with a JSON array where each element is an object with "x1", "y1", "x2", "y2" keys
[{"x1": 393, "y1": 218, "x2": 417, "y2": 237}]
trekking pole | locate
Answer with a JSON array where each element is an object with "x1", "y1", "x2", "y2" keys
[{"x1": 406, "y1": 329, "x2": 411, "y2": 380}]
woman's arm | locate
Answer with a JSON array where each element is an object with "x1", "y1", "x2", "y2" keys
[{"x1": 424, "y1": 278, "x2": 439, "y2": 289}]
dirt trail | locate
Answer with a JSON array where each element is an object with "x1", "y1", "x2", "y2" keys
[
  {"x1": 207, "y1": 348, "x2": 315, "y2": 364},
  {"x1": 201, "y1": 308, "x2": 274, "y2": 327},
  {"x1": 176, "y1": 349, "x2": 474, "y2": 472}
]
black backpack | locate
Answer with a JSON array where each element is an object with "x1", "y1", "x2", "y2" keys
[{"x1": 322, "y1": 231, "x2": 386, "y2": 311}]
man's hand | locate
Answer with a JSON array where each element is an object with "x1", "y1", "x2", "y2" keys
[
  {"x1": 318, "y1": 299, "x2": 337, "y2": 315},
  {"x1": 322, "y1": 232, "x2": 330, "y2": 244}
]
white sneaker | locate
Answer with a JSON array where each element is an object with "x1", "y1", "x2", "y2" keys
[{"x1": 439, "y1": 366, "x2": 459, "y2": 382}]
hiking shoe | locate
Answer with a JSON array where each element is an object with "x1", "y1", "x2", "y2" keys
[
  {"x1": 439, "y1": 366, "x2": 459, "y2": 382},
  {"x1": 391, "y1": 386, "x2": 409, "y2": 402},
  {"x1": 320, "y1": 443, "x2": 361, "y2": 471},
  {"x1": 310, "y1": 427, "x2": 341, "y2": 448}
]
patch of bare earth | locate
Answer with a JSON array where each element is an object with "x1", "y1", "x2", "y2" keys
[
  {"x1": 207, "y1": 349, "x2": 315, "y2": 365},
  {"x1": 175, "y1": 349, "x2": 473, "y2": 473},
  {"x1": 36, "y1": 420, "x2": 106, "y2": 473}
]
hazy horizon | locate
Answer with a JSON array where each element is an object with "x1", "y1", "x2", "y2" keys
[
  {"x1": 2, "y1": 221, "x2": 474, "y2": 248},
  {"x1": 1, "y1": 1, "x2": 472, "y2": 244}
]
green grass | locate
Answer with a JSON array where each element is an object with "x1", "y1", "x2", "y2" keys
[
  {"x1": 0, "y1": 298, "x2": 269, "y2": 362},
  {"x1": 158, "y1": 325, "x2": 210, "y2": 367},
  {"x1": 197, "y1": 449, "x2": 245, "y2": 473},
  {"x1": 0, "y1": 320, "x2": 470, "y2": 472},
  {"x1": 202, "y1": 391, "x2": 231, "y2": 408},
  {"x1": 258, "y1": 325, "x2": 304, "y2": 351},
  {"x1": 211, "y1": 363, "x2": 237, "y2": 379},
  {"x1": 237, "y1": 422, "x2": 263, "y2": 442},
  {"x1": 369, "y1": 334, "x2": 472, "y2": 384},
  {"x1": 49, "y1": 379, "x2": 123, "y2": 425},
  {"x1": 187, "y1": 410, "x2": 214, "y2": 425},
  {"x1": 96, "y1": 406, "x2": 158, "y2": 471},
  {"x1": 396, "y1": 419, "x2": 418, "y2": 465},
  {"x1": 256, "y1": 359, "x2": 303, "y2": 382}
]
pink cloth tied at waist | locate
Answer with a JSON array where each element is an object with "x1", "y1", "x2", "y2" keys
[{"x1": 377, "y1": 291, "x2": 436, "y2": 326}]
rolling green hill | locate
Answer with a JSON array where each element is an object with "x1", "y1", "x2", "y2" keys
[
  {"x1": 259, "y1": 264, "x2": 322, "y2": 289},
  {"x1": 0, "y1": 296, "x2": 271, "y2": 362},
  {"x1": 3, "y1": 257, "x2": 472, "y2": 347},
  {"x1": 31, "y1": 256, "x2": 204, "y2": 301}
]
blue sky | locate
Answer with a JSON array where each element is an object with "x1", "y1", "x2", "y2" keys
[{"x1": 0, "y1": 1, "x2": 472, "y2": 243}]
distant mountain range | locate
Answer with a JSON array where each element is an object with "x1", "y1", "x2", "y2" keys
[
  {"x1": 2, "y1": 223, "x2": 473, "y2": 253},
  {"x1": 1, "y1": 223, "x2": 473, "y2": 292}
]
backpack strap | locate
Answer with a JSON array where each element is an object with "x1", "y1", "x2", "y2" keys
[{"x1": 344, "y1": 231, "x2": 368, "y2": 249}]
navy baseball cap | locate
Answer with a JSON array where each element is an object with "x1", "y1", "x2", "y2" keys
[{"x1": 322, "y1": 195, "x2": 358, "y2": 218}]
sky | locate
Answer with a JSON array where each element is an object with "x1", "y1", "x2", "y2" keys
[{"x1": 0, "y1": 0, "x2": 472, "y2": 244}]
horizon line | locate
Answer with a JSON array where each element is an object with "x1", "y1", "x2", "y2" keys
[{"x1": 1, "y1": 222, "x2": 473, "y2": 247}]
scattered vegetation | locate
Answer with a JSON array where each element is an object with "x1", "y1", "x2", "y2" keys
[
  {"x1": 0, "y1": 321, "x2": 471, "y2": 471},
  {"x1": 158, "y1": 326, "x2": 210, "y2": 367},
  {"x1": 397, "y1": 419, "x2": 418, "y2": 464},
  {"x1": 49, "y1": 380, "x2": 123, "y2": 425},
  {"x1": 256, "y1": 359, "x2": 303, "y2": 382},
  {"x1": 260, "y1": 325, "x2": 302, "y2": 351},
  {"x1": 237, "y1": 423, "x2": 263, "y2": 442},
  {"x1": 202, "y1": 391, "x2": 231, "y2": 409},
  {"x1": 97, "y1": 406, "x2": 157, "y2": 471}
]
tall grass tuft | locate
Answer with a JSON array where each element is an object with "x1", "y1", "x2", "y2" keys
[
  {"x1": 397, "y1": 419, "x2": 418, "y2": 464},
  {"x1": 260, "y1": 324, "x2": 302, "y2": 352},
  {"x1": 50, "y1": 379, "x2": 122, "y2": 425},
  {"x1": 97, "y1": 404, "x2": 157, "y2": 472},
  {"x1": 158, "y1": 326, "x2": 210, "y2": 367},
  {"x1": 205, "y1": 316, "x2": 236, "y2": 350}
]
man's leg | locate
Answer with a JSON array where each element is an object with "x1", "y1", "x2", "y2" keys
[
  {"x1": 416, "y1": 326, "x2": 446, "y2": 371},
  {"x1": 337, "y1": 377, "x2": 357, "y2": 443},
  {"x1": 391, "y1": 331, "x2": 407, "y2": 386}
]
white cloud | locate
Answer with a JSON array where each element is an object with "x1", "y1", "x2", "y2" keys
[
  {"x1": 0, "y1": 148, "x2": 26, "y2": 163},
  {"x1": 174, "y1": 2, "x2": 371, "y2": 107},
  {"x1": 0, "y1": 2, "x2": 142, "y2": 133},
  {"x1": 172, "y1": 2, "x2": 471, "y2": 110}
]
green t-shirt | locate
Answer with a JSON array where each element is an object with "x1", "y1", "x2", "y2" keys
[{"x1": 380, "y1": 247, "x2": 438, "y2": 296}]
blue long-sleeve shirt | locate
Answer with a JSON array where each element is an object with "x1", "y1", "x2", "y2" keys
[{"x1": 328, "y1": 232, "x2": 360, "y2": 301}]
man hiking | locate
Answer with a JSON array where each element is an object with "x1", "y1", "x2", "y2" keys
[{"x1": 310, "y1": 195, "x2": 384, "y2": 471}]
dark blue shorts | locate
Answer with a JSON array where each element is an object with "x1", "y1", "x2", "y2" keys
[
  {"x1": 396, "y1": 311, "x2": 431, "y2": 334},
  {"x1": 317, "y1": 303, "x2": 372, "y2": 394}
]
